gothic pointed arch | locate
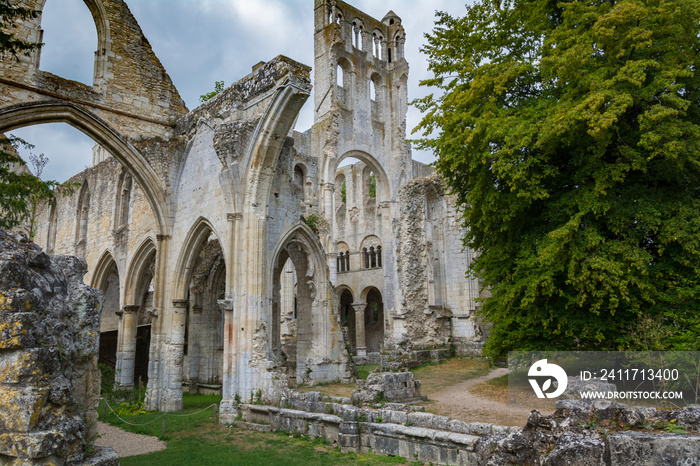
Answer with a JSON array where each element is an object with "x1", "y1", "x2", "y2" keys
[
  {"x1": 124, "y1": 237, "x2": 157, "y2": 305},
  {"x1": 269, "y1": 222, "x2": 347, "y2": 385},
  {"x1": 90, "y1": 249, "x2": 118, "y2": 291},
  {"x1": 0, "y1": 102, "x2": 170, "y2": 235},
  {"x1": 173, "y1": 217, "x2": 226, "y2": 301},
  {"x1": 325, "y1": 150, "x2": 390, "y2": 202}
]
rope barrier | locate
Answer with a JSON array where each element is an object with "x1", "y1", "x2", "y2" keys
[
  {"x1": 101, "y1": 399, "x2": 220, "y2": 438},
  {"x1": 163, "y1": 404, "x2": 218, "y2": 417},
  {"x1": 102, "y1": 400, "x2": 162, "y2": 426}
]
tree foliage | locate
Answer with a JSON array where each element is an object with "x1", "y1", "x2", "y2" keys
[
  {"x1": 199, "y1": 80, "x2": 224, "y2": 103},
  {"x1": 0, "y1": 3, "x2": 75, "y2": 235},
  {"x1": 414, "y1": 0, "x2": 700, "y2": 358},
  {"x1": 0, "y1": 0, "x2": 41, "y2": 59}
]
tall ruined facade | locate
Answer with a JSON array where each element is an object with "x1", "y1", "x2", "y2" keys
[{"x1": 0, "y1": 0, "x2": 482, "y2": 416}]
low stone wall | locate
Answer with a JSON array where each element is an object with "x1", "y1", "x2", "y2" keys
[
  {"x1": 226, "y1": 390, "x2": 700, "y2": 465},
  {"x1": 0, "y1": 231, "x2": 118, "y2": 465}
]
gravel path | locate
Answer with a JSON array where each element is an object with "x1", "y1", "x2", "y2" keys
[
  {"x1": 95, "y1": 421, "x2": 166, "y2": 458},
  {"x1": 426, "y1": 368, "x2": 554, "y2": 427}
]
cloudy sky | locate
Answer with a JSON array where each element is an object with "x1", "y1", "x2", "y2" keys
[{"x1": 11, "y1": 0, "x2": 470, "y2": 182}]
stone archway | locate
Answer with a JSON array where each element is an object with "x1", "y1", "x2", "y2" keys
[
  {"x1": 270, "y1": 224, "x2": 348, "y2": 386},
  {"x1": 91, "y1": 250, "x2": 120, "y2": 372},
  {"x1": 338, "y1": 287, "x2": 355, "y2": 353},
  {"x1": 0, "y1": 103, "x2": 170, "y2": 234},
  {"x1": 359, "y1": 286, "x2": 384, "y2": 354}
]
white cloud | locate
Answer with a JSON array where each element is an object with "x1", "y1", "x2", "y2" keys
[{"x1": 18, "y1": 0, "x2": 475, "y2": 172}]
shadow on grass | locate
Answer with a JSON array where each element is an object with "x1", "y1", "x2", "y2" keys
[{"x1": 101, "y1": 394, "x2": 415, "y2": 465}]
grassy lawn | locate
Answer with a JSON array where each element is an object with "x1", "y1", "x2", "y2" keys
[
  {"x1": 469, "y1": 373, "x2": 509, "y2": 403},
  {"x1": 101, "y1": 394, "x2": 412, "y2": 465},
  {"x1": 410, "y1": 358, "x2": 491, "y2": 397},
  {"x1": 300, "y1": 358, "x2": 494, "y2": 401}
]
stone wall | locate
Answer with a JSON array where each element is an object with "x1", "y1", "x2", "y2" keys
[
  {"x1": 392, "y1": 175, "x2": 481, "y2": 351},
  {"x1": 229, "y1": 389, "x2": 700, "y2": 465},
  {"x1": 0, "y1": 230, "x2": 117, "y2": 465}
]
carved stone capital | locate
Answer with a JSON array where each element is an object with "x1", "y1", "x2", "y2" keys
[
  {"x1": 122, "y1": 305, "x2": 140, "y2": 314},
  {"x1": 217, "y1": 299, "x2": 233, "y2": 311},
  {"x1": 173, "y1": 299, "x2": 189, "y2": 308}
]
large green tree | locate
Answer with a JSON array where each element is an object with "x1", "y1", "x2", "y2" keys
[{"x1": 414, "y1": 0, "x2": 700, "y2": 358}]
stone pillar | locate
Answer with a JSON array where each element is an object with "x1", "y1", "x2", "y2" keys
[
  {"x1": 146, "y1": 233, "x2": 169, "y2": 410},
  {"x1": 161, "y1": 299, "x2": 187, "y2": 412},
  {"x1": 353, "y1": 303, "x2": 366, "y2": 356},
  {"x1": 115, "y1": 304, "x2": 139, "y2": 388},
  {"x1": 188, "y1": 305, "x2": 202, "y2": 394}
]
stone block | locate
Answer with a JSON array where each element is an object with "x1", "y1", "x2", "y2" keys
[
  {"x1": 0, "y1": 386, "x2": 49, "y2": 432},
  {"x1": 543, "y1": 433, "x2": 605, "y2": 466},
  {"x1": 607, "y1": 432, "x2": 700, "y2": 466}
]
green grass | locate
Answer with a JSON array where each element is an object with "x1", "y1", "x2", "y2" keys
[
  {"x1": 357, "y1": 364, "x2": 378, "y2": 380},
  {"x1": 102, "y1": 394, "x2": 411, "y2": 465}
]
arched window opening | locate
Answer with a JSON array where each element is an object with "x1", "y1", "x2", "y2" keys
[
  {"x1": 336, "y1": 64, "x2": 344, "y2": 88},
  {"x1": 115, "y1": 171, "x2": 132, "y2": 229},
  {"x1": 372, "y1": 33, "x2": 378, "y2": 58},
  {"x1": 39, "y1": 0, "x2": 98, "y2": 85},
  {"x1": 370, "y1": 79, "x2": 376, "y2": 101},
  {"x1": 368, "y1": 171, "x2": 376, "y2": 199},
  {"x1": 337, "y1": 243, "x2": 350, "y2": 273},
  {"x1": 46, "y1": 201, "x2": 57, "y2": 252},
  {"x1": 388, "y1": 48, "x2": 392, "y2": 63},
  {"x1": 352, "y1": 22, "x2": 363, "y2": 49},
  {"x1": 336, "y1": 58, "x2": 352, "y2": 107},
  {"x1": 395, "y1": 34, "x2": 405, "y2": 60},
  {"x1": 294, "y1": 164, "x2": 304, "y2": 187},
  {"x1": 76, "y1": 182, "x2": 90, "y2": 244},
  {"x1": 341, "y1": 177, "x2": 347, "y2": 203},
  {"x1": 361, "y1": 236, "x2": 382, "y2": 269}
]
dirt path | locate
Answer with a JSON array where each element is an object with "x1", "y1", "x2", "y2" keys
[
  {"x1": 424, "y1": 368, "x2": 553, "y2": 427},
  {"x1": 94, "y1": 421, "x2": 166, "y2": 458}
]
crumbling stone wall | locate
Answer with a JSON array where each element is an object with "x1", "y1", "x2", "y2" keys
[
  {"x1": 392, "y1": 175, "x2": 481, "y2": 351},
  {"x1": 0, "y1": 230, "x2": 117, "y2": 465}
]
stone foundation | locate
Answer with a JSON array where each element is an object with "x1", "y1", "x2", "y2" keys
[{"x1": 225, "y1": 389, "x2": 700, "y2": 465}]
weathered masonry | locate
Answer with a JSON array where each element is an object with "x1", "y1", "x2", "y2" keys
[{"x1": 0, "y1": 0, "x2": 483, "y2": 413}]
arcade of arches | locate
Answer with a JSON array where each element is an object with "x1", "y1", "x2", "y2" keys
[{"x1": 0, "y1": 0, "x2": 483, "y2": 418}]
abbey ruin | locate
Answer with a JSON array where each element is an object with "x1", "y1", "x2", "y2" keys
[{"x1": 0, "y1": 0, "x2": 483, "y2": 414}]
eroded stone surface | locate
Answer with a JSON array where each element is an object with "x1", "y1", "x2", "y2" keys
[{"x1": 0, "y1": 230, "x2": 117, "y2": 465}]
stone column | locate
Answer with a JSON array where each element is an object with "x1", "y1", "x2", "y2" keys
[
  {"x1": 188, "y1": 305, "x2": 202, "y2": 394},
  {"x1": 353, "y1": 303, "x2": 367, "y2": 356},
  {"x1": 161, "y1": 299, "x2": 188, "y2": 412},
  {"x1": 146, "y1": 233, "x2": 169, "y2": 410},
  {"x1": 115, "y1": 304, "x2": 139, "y2": 388}
]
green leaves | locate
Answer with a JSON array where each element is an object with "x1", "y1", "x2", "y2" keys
[{"x1": 415, "y1": 0, "x2": 700, "y2": 358}]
